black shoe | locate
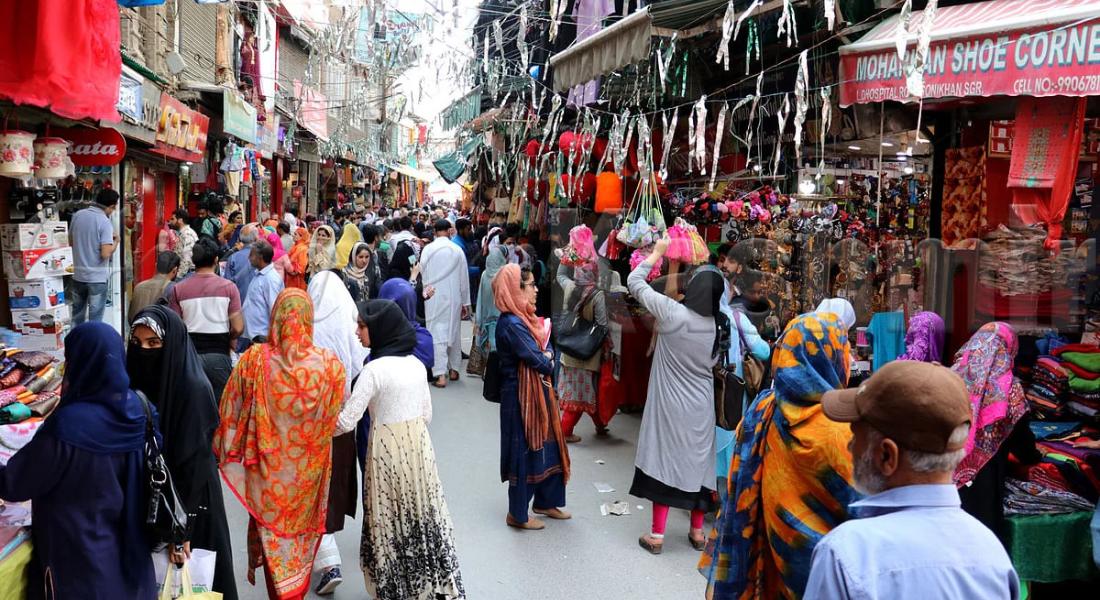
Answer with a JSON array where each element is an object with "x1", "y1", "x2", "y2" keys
[
  {"x1": 462, "y1": 351, "x2": 470, "y2": 360},
  {"x1": 315, "y1": 566, "x2": 343, "y2": 595}
]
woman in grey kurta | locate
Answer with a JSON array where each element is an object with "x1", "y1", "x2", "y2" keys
[{"x1": 627, "y1": 237, "x2": 724, "y2": 555}]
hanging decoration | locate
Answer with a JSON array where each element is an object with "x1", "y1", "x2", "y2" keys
[
  {"x1": 824, "y1": 0, "x2": 837, "y2": 31},
  {"x1": 493, "y1": 19, "x2": 505, "y2": 59},
  {"x1": 777, "y1": 0, "x2": 799, "y2": 48},
  {"x1": 895, "y1": 0, "x2": 913, "y2": 63},
  {"x1": 657, "y1": 35, "x2": 678, "y2": 93},
  {"x1": 482, "y1": 32, "x2": 490, "y2": 74},
  {"x1": 709, "y1": 103, "x2": 729, "y2": 191},
  {"x1": 907, "y1": 0, "x2": 938, "y2": 98},
  {"x1": 716, "y1": 0, "x2": 737, "y2": 71},
  {"x1": 549, "y1": 0, "x2": 568, "y2": 42},
  {"x1": 746, "y1": 73, "x2": 764, "y2": 170},
  {"x1": 691, "y1": 95, "x2": 708, "y2": 175},
  {"x1": 818, "y1": 86, "x2": 832, "y2": 176},
  {"x1": 792, "y1": 49, "x2": 810, "y2": 166},
  {"x1": 735, "y1": 0, "x2": 762, "y2": 40},
  {"x1": 659, "y1": 109, "x2": 679, "y2": 181},
  {"x1": 517, "y1": 5, "x2": 530, "y2": 68},
  {"x1": 772, "y1": 94, "x2": 790, "y2": 176},
  {"x1": 745, "y1": 20, "x2": 761, "y2": 75}
]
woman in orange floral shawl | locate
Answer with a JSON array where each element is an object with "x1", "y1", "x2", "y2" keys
[
  {"x1": 215, "y1": 289, "x2": 346, "y2": 599},
  {"x1": 285, "y1": 227, "x2": 311, "y2": 290}
]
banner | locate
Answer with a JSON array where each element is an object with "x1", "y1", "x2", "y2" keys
[
  {"x1": 116, "y1": 69, "x2": 143, "y2": 122},
  {"x1": 293, "y1": 80, "x2": 329, "y2": 141},
  {"x1": 223, "y1": 90, "x2": 257, "y2": 143},
  {"x1": 153, "y1": 93, "x2": 209, "y2": 163},
  {"x1": 840, "y1": 18, "x2": 1100, "y2": 106}
]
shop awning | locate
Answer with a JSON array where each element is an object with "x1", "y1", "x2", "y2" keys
[
  {"x1": 549, "y1": 8, "x2": 654, "y2": 92},
  {"x1": 389, "y1": 163, "x2": 438, "y2": 182},
  {"x1": 439, "y1": 87, "x2": 482, "y2": 131},
  {"x1": 838, "y1": 0, "x2": 1100, "y2": 107}
]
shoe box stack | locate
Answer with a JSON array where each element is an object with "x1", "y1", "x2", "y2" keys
[{"x1": 1, "y1": 222, "x2": 72, "y2": 352}]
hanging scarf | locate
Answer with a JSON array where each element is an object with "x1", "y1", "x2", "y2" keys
[
  {"x1": 701, "y1": 313, "x2": 858, "y2": 599},
  {"x1": 334, "y1": 223, "x2": 363, "y2": 269},
  {"x1": 214, "y1": 289, "x2": 345, "y2": 599},
  {"x1": 308, "y1": 225, "x2": 337, "y2": 275},
  {"x1": 897, "y1": 311, "x2": 946, "y2": 363},
  {"x1": 950, "y1": 322, "x2": 1028, "y2": 487},
  {"x1": 308, "y1": 271, "x2": 366, "y2": 400}
]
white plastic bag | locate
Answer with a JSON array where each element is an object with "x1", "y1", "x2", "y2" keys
[{"x1": 153, "y1": 548, "x2": 217, "y2": 596}]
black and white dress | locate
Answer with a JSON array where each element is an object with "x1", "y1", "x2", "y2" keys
[{"x1": 336, "y1": 355, "x2": 465, "y2": 600}]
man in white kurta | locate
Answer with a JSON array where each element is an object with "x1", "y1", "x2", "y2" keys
[{"x1": 420, "y1": 219, "x2": 471, "y2": 387}]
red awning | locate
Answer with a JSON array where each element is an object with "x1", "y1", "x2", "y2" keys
[{"x1": 838, "y1": 0, "x2": 1100, "y2": 107}]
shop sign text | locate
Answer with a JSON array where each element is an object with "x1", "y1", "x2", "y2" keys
[{"x1": 153, "y1": 92, "x2": 209, "y2": 163}]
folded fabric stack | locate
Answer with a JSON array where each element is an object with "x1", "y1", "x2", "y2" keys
[
  {"x1": 1051, "y1": 344, "x2": 1100, "y2": 419},
  {"x1": 1025, "y1": 426, "x2": 1100, "y2": 504},
  {"x1": 1027, "y1": 357, "x2": 1069, "y2": 418},
  {"x1": 0, "y1": 348, "x2": 61, "y2": 425},
  {"x1": 1003, "y1": 478, "x2": 1096, "y2": 515}
]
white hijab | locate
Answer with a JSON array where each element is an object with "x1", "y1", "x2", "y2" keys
[
  {"x1": 308, "y1": 271, "x2": 367, "y2": 400},
  {"x1": 815, "y1": 297, "x2": 857, "y2": 331}
]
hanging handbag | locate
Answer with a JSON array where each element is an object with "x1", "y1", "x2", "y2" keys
[
  {"x1": 734, "y1": 313, "x2": 767, "y2": 400},
  {"x1": 482, "y1": 351, "x2": 502, "y2": 403},
  {"x1": 466, "y1": 336, "x2": 487, "y2": 378},
  {"x1": 553, "y1": 294, "x2": 608, "y2": 360},
  {"x1": 140, "y1": 392, "x2": 192, "y2": 551},
  {"x1": 713, "y1": 363, "x2": 746, "y2": 432}
]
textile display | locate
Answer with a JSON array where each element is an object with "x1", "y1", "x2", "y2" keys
[
  {"x1": 867, "y1": 311, "x2": 905, "y2": 371},
  {"x1": 1006, "y1": 511, "x2": 1099, "y2": 583},
  {"x1": 0, "y1": 541, "x2": 30, "y2": 600},
  {"x1": 941, "y1": 146, "x2": 987, "y2": 246}
]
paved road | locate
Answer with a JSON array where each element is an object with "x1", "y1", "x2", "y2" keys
[{"x1": 224, "y1": 325, "x2": 708, "y2": 599}]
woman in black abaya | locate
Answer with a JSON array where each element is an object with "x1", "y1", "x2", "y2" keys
[{"x1": 128, "y1": 305, "x2": 238, "y2": 600}]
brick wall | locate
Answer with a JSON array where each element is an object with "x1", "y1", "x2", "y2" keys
[{"x1": 178, "y1": 0, "x2": 218, "y2": 83}]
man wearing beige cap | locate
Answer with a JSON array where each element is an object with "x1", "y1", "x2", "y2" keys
[{"x1": 804, "y1": 361, "x2": 1020, "y2": 600}]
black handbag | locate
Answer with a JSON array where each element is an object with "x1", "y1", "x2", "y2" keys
[
  {"x1": 714, "y1": 364, "x2": 746, "y2": 431},
  {"x1": 482, "y1": 351, "x2": 502, "y2": 403},
  {"x1": 139, "y1": 392, "x2": 192, "y2": 550},
  {"x1": 553, "y1": 295, "x2": 608, "y2": 360}
]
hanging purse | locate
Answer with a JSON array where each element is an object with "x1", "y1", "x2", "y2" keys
[
  {"x1": 140, "y1": 392, "x2": 192, "y2": 551},
  {"x1": 482, "y1": 352, "x2": 502, "y2": 403}
]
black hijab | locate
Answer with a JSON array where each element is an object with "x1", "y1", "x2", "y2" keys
[
  {"x1": 358, "y1": 299, "x2": 418, "y2": 360},
  {"x1": 127, "y1": 306, "x2": 219, "y2": 488},
  {"x1": 683, "y1": 266, "x2": 728, "y2": 358}
]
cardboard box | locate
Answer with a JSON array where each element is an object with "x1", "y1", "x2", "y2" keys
[
  {"x1": 11, "y1": 304, "x2": 71, "y2": 336},
  {"x1": 3, "y1": 247, "x2": 73, "y2": 279},
  {"x1": 7, "y1": 277, "x2": 65, "y2": 309},
  {"x1": 16, "y1": 330, "x2": 65, "y2": 351},
  {"x1": 0, "y1": 221, "x2": 68, "y2": 251}
]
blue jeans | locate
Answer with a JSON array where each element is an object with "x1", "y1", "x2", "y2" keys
[{"x1": 69, "y1": 280, "x2": 108, "y2": 325}]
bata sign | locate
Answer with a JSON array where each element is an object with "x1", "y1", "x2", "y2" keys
[
  {"x1": 153, "y1": 93, "x2": 209, "y2": 162},
  {"x1": 53, "y1": 127, "x2": 126, "y2": 166},
  {"x1": 840, "y1": 17, "x2": 1100, "y2": 106}
]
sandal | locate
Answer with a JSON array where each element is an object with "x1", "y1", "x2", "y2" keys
[
  {"x1": 689, "y1": 534, "x2": 706, "y2": 551},
  {"x1": 506, "y1": 515, "x2": 545, "y2": 530},
  {"x1": 565, "y1": 434, "x2": 582, "y2": 444},
  {"x1": 432, "y1": 378, "x2": 447, "y2": 389},
  {"x1": 449, "y1": 369, "x2": 460, "y2": 381},
  {"x1": 595, "y1": 427, "x2": 610, "y2": 437},
  {"x1": 638, "y1": 534, "x2": 663, "y2": 555},
  {"x1": 533, "y1": 507, "x2": 572, "y2": 520}
]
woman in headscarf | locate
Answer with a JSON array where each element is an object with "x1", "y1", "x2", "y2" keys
[
  {"x1": 700, "y1": 313, "x2": 860, "y2": 599},
  {"x1": 307, "y1": 271, "x2": 367, "y2": 594},
  {"x1": 309, "y1": 224, "x2": 338, "y2": 278},
  {"x1": 335, "y1": 300, "x2": 464, "y2": 599},
  {"x1": 898, "y1": 311, "x2": 946, "y2": 363},
  {"x1": 343, "y1": 242, "x2": 375, "y2": 303},
  {"x1": 128, "y1": 306, "x2": 238, "y2": 599},
  {"x1": 556, "y1": 259, "x2": 610, "y2": 443},
  {"x1": 627, "y1": 237, "x2": 725, "y2": 554},
  {"x1": 222, "y1": 211, "x2": 243, "y2": 248},
  {"x1": 335, "y1": 222, "x2": 363, "y2": 269},
  {"x1": 474, "y1": 246, "x2": 507, "y2": 357},
  {"x1": 215, "y1": 289, "x2": 346, "y2": 600},
  {"x1": 379, "y1": 277, "x2": 435, "y2": 374},
  {"x1": 285, "y1": 226, "x2": 311, "y2": 290},
  {"x1": 950, "y1": 322, "x2": 1039, "y2": 541},
  {"x1": 0, "y1": 323, "x2": 156, "y2": 599},
  {"x1": 266, "y1": 230, "x2": 293, "y2": 282},
  {"x1": 494, "y1": 264, "x2": 571, "y2": 530},
  {"x1": 814, "y1": 297, "x2": 857, "y2": 331}
]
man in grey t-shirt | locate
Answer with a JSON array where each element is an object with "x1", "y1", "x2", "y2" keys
[{"x1": 70, "y1": 189, "x2": 119, "y2": 324}]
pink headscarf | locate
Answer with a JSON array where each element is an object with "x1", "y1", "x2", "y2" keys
[
  {"x1": 950, "y1": 322, "x2": 1028, "y2": 487},
  {"x1": 266, "y1": 231, "x2": 287, "y2": 261}
]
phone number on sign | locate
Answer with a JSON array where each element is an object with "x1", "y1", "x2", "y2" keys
[{"x1": 1014, "y1": 75, "x2": 1100, "y2": 95}]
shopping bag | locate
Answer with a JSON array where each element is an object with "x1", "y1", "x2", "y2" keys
[
  {"x1": 158, "y1": 561, "x2": 222, "y2": 600},
  {"x1": 466, "y1": 337, "x2": 487, "y2": 378},
  {"x1": 154, "y1": 548, "x2": 218, "y2": 598}
]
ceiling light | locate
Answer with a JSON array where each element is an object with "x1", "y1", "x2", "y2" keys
[
  {"x1": 847, "y1": 145, "x2": 861, "y2": 151},
  {"x1": 881, "y1": 141, "x2": 894, "y2": 147}
]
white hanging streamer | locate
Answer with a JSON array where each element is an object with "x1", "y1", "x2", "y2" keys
[
  {"x1": 818, "y1": 86, "x2": 832, "y2": 176},
  {"x1": 734, "y1": 0, "x2": 762, "y2": 41},
  {"x1": 895, "y1": 0, "x2": 913, "y2": 63},
  {"x1": 482, "y1": 33, "x2": 489, "y2": 73},
  {"x1": 659, "y1": 109, "x2": 679, "y2": 181},
  {"x1": 692, "y1": 96, "x2": 708, "y2": 175},
  {"x1": 746, "y1": 73, "x2": 763, "y2": 170},
  {"x1": 792, "y1": 49, "x2": 810, "y2": 166},
  {"x1": 636, "y1": 117, "x2": 654, "y2": 184},
  {"x1": 709, "y1": 103, "x2": 729, "y2": 191},
  {"x1": 657, "y1": 35, "x2": 678, "y2": 92},
  {"x1": 493, "y1": 20, "x2": 505, "y2": 60},
  {"x1": 777, "y1": 0, "x2": 798, "y2": 48},
  {"x1": 825, "y1": 0, "x2": 836, "y2": 31},
  {"x1": 727, "y1": 96, "x2": 753, "y2": 147},
  {"x1": 907, "y1": 0, "x2": 938, "y2": 98},
  {"x1": 716, "y1": 0, "x2": 737, "y2": 71},
  {"x1": 518, "y1": 6, "x2": 530, "y2": 68},
  {"x1": 772, "y1": 94, "x2": 790, "y2": 177},
  {"x1": 621, "y1": 114, "x2": 636, "y2": 175},
  {"x1": 549, "y1": 0, "x2": 568, "y2": 42}
]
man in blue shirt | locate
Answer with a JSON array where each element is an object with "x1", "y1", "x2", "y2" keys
[
  {"x1": 240, "y1": 239, "x2": 283, "y2": 343},
  {"x1": 70, "y1": 189, "x2": 119, "y2": 324},
  {"x1": 222, "y1": 223, "x2": 259, "y2": 300},
  {"x1": 807, "y1": 361, "x2": 1020, "y2": 600}
]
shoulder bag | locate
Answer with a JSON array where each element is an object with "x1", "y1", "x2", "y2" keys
[
  {"x1": 553, "y1": 293, "x2": 608, "y2": 361},
  {"x1": 714, "y1": 313, "x2": 767, "y2": 431},
  {"x1": 139, "y1": 392, "x2": 192, "y2": 550}
]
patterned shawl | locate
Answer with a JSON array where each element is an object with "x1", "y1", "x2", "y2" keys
[
  {"x1": 950, "y1": 322, "x2": 1028, "y2": 487},
  {"x1": 214, "y1": 289, "x2": 346, "y2": 599},
  {"x1": 897, "y1": 311, "x2": 946, "y2": 363},
  {"x1": 700, "y1": 313, "x2": 859, "y2": 600}
]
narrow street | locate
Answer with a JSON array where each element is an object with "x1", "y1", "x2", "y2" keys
[{"x1": 224, "y1": 323, "x2": 708, "y2": 599}]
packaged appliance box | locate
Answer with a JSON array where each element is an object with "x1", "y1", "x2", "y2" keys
[
  {"x1": 11, "y1": 304, "x2": 71, "y2": 336},
  {"x1": 7, "y1": 277, "x2": 65, "y2": 309},
  {"x1": 16, "y1": 330, "x2": 66, "y2": 352},
  {"x1": 3, "y1": 247, "x2": 73, "y2": 279},
  {"x1": 0, "y1": 221, "x2": 69, "y2": 251}
]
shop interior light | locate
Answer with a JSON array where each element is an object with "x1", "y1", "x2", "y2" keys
[
  {"x1": 752, "y1": 163, "x2": 762, "y2": 172},
  {"x1": 906, "y1": 146, "x2": 913, "y2": 156},
  {"x1": 836, "y1": 178, "x2": 846, "y2": 186},
  {"x1": 896, "y1": 153, "x2": 908, "y2": 160},
  {"x1": 847, "y1": 145, "x2": 861, "y2": 151},
  {"x1": 798, "y1": 179, "x2": 816, "y2": 195},
  {"x1": 904, "y1": 166, "x2": 914, "y2": 175},
  {"x1": 881, "y1": 141, "x2": 894, "y2": 147}
]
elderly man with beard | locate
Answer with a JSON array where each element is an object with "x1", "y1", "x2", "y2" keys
[{"x1": 806, "y1": 361, "x2": 1020, "y2": 600}]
